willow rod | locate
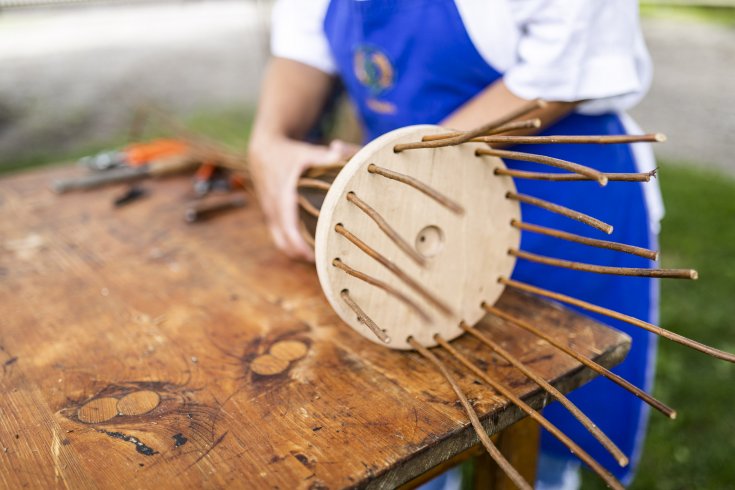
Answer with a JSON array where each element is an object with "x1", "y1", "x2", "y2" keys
[
  {"x1": 332, "y1": 258, "x2": 432, "y2": 323},
  {"x1": 393, "y1": 99, "x2": 546, "y2": 152},
  {"x1": 509, "y1": 249, "x2": 697, "y2": 279},
  {"x1": 297, "y1": 178, "x2": 332, "y2": 191},
  {"x1": 421, "y1": 118, "x2": 542, "y2": 142},
  {"x1": 299, "y1": 219, "x2": 315, "y2": 248},
  {"x1": 368, "y1": 164, "x2": 464, "y2": 215},
  {"x1": 472, "y1": 133, "x2": 666, "y2": 145},
  {"x1": 335, "y1": 224, "x2": 453, "y2": 316},
  {"x1": 460, "y1": 324, "x2": 628, "y2": 467},
  {"x1": 506, "y1": 192, "x2": 613, "y2": 234},
  {"x1": 511, "y1": 220, "x2": 658, "y2": 260},
  {"x1": 435, "y1": 335, "x2": 624, "y2": 490},
  {"x1": 484, "y1": 304, "x2": 677, "y2": 418},
  {"x1": 499, "y1": 277, "x2": 735, "y2": 363},
  {"x1": 347, "y1": 192, "x2": 426, "y2": 266},
  {"x1": 303, "y1": 160, "x2": 350, "y2": 178},
  {"x1": 495, "y1": 168, "x2": 657, "y2": 182},
  {"x1": 340, "y1": 289, "x2": 390, "y2": 343},
  {"x1": 408, "y1": 337, "x2": 532, "y2": 490},
  {"x1": 477, "y1": 148, "x2": 607, "y2": 185},
  {"x1": 142, "y1": 105, "x2": 249, "y2": 171},
  {"x1": 297, "y1": 195, "x2": 320, "y2": 218}
]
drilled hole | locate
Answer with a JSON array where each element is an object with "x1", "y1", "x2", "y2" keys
[{"x1": 415, "y1": 225, "x2": 444, "y2": 258}]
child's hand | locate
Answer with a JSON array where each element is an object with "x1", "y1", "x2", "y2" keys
[{"x1": 249, "y1": 137, "x2": 356, "y2": 261}]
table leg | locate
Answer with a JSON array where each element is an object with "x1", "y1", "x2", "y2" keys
[{"x1": 475, "y1": 417, "x2": 540, "y2": 489}]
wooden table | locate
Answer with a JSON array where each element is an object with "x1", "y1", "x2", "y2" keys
[{"x1": 0, "y1": 167, "x2": 630, "y2": 489}]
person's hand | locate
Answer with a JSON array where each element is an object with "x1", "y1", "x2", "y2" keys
[{"x1": 249, "y1": 136, "x2": 357, "y2": 261}]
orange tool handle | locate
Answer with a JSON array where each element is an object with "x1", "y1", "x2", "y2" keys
[{"x1": 125, "y1": 139, "x2": 189, "y2": 166}]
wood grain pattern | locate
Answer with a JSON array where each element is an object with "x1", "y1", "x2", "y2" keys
[
  {"x1": 315, "y1": 125, "x2": 520, "y2": 350},
  {"x1": 0, "y1": 166, "x2": 630, "y2": 489}
]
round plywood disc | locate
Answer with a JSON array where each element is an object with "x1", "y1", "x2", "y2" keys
[{"x1": 315, "y1": 125, "x2": 520, "y2": 350}]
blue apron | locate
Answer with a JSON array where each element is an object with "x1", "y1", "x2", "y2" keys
[{"x1": 323, "y1": 0, "x2": 657, "y2": 483}]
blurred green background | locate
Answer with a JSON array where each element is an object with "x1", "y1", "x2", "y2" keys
[{"x1": 582, "y1": 164, "x2": 735, "y2": 489}]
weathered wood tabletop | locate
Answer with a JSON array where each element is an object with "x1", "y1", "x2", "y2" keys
[{"x1": 0, "y1": 167, "x2": 630, "y2": 489}]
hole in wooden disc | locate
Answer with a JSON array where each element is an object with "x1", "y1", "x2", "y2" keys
[
  {"x1": 78, "y1": 397, "x2": 119, "y2": 424},
  {"x1": 415, "y1": 225, "x2": 444, "y2": 258},
  {"x1": 117, "y1": 390, "x2": 161, "y2": 417}
]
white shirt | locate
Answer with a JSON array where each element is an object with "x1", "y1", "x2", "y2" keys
[
  {"x1": 271, "y1": 0, "x2": 663, "y2": 230},
  {"x1": 271, "y1": 0, "x2": 653, "y2": 115}
]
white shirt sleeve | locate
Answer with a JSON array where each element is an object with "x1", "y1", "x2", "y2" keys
[
  {"x1": 504, "y1": 0, "x2": 652, "y2": 114},
  {"x1": 271, "y1": 0, "x2": 336, "y2": 75}
]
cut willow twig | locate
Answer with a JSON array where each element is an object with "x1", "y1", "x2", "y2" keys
[
  {"x1": 408, "y1": 337, "x2": 532, "y2": 490},
  {"x1": 299, "y1": 219, "x2": 315, "y2": 248},
  {"x1": 297, "y1": 178, "x2": 332, "y2": 191},
  {"x1": 332, "y1": 258, "x2": 432, "y2": 323},
  {"x1": 495, "y1": 168, "x2": 657, "y2": 182},
  {"x1": 335, "y1": 224, "x2": 453, "y2": 316},
  {"x1": 303, "y1": 160, "x2": 350, "y2": 179},
  {"x1": 460, "y1": 323, "x2": 628, "y2": 467},
  {"x1": 509, "y1": 249, "x2": 697, "y2": 279},
  {"x1": 511, "y1": 220, "x2": 658, "y2": 260},
  {"x1": 477, "y1": 148, "x2": 607, "y2": 185},
  {"x1": 484, "y1": 303, "x2": 677, "y2": 418},
  {"x1": 393, "y1": 99, "x2": 546, "y2": 152},
  {"x1": 347, "y1": 192, "x2": 426, "y2": 266},
  {"x1": 340, "y1": 289, "x2": 390, "y2": 343},
  {"x1": 142, "y1": 105, "x2": 249, "y2": 172},
  {"x1": 506, "y1": 192, "x2": 613, "y2": 234},
  {"x1": 368, "y1": 164, "x2": 464, "y2": 215},
  {"x1": 421, "y1": 118, "x2": 542, "y2": 142},
  {"x1": 297, "y1": 195, "x2": 320, "y2": 218},
  {"x1": 435, "y1": 335, "x2": 624, "y2": 490},
  {"x1": 499, "y1": 277, "x2": 735, "y2": 363},
  {"x1": 472, "y1": 133, "x2": 666, "y2": 145}
]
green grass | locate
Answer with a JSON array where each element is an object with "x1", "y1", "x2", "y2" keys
[
  {"x1": 582, "y1": 165, "x2": 735, "y2": 489},
  {"x1": 0, "y1": 107, "x2": 253, "y2": 176},
  {"x1": 641, "y1": 3, "x2": 735, "y2": 27}
]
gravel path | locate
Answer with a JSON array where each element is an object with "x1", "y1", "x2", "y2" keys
[
  {"x1": 0, "y1": 1, "x2": 269, "y2": 163},
  {"x1": 631, "y1": 16, "x2": 735, "y2": 175},
  {"x1": 0, "y1": 4, "x2": 733, "y2": 174}
]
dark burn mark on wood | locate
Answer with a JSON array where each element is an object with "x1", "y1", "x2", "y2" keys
[
  {"x1": 61, "y1": 380, "x2": 214, "y2": 428},
  {"x1": 333, "y1": 347, "x2": 365, "y2": 372},
  {"x1": 98, "y1": 430, "x2": 158, "y2": 456},
  {"x1": 523, "y1": 353, "x2": 554, "y2": 365},
  {"x1": 472, "y1": 358, "x2": 489, "y2": 371},
  {"x1": 172, "y1": 433, "x2": 188, "y2": 447},
  {"x1": 239, "y1": 329, "x2": 312, "y2": 388},
  {"x1": 269, "y1": 454, "x2": 283, "y2": 464},
  {"x1": 0, "y1": 344, "x2": 17, "y2": 375},
  {"x1": 292, "y1": 452, "x2": 314, "y2": 469}
]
